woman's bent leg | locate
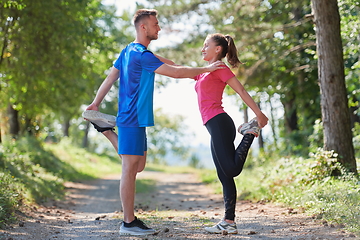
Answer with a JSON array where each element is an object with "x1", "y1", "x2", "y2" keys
[{"x1": 234, "y1": 133, "x2": 255, "y2": 175}]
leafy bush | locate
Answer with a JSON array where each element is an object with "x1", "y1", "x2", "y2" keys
[
  {"x1": 0, "y1": 170, "x2": 23, "y2": 228},
  {"x1": 235, "y1": 148, "x2": 360, "y2": 234},
  {"x1": 308, "y1": 119, "x2": 324, "y2": 153},
  {"x1": 305, "y1": 148, "x2": 345, "y2": 181},
  {"x1": 353, "y1": 122, "x2": 360, "y2": 158},
  {"x1": 310, "y1": 120, "x2": 360, "y2": 159}
]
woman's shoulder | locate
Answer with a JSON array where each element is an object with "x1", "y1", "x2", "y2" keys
[{"x1": 214, "y1": 64, "x2": 235, "y2": 82}]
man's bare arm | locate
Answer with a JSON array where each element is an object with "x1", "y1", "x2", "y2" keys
[
  {"x1": 87, "y1": 67, "x2": 119, "y2": 109},
  {"x1": 155, "y1": 61, "x2": 224, "y2": 79},
  {"x1": 154, "y1": 54, "x2": 176, "y2": 65}
]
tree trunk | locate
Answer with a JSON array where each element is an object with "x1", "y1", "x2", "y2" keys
[
  {"x1": 82, "y1": 121, "x2": 90, "y2": 148},
  {"x1": 243, "y1": 106, "x2": 249, "y2": 123},
  {"x1": 311, "y1": 0, "x2": 357, "y2": 173},
  {"x1": 62, "y1": 119, "x2": 70, "y2": 137},
  {"x1": 268, "y1": 96, "x2": 278, "y2": 151},
  {"x1": 257, "y1": 103, "x2": 264, "y2": 149},
  {"x1": 281, "y1": 93, "x2": 298, "y2": 133},
  {"x1": 7, "y1": 104, "x2": 20, "y2": 137}
]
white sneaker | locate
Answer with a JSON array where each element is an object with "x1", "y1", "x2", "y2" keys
[
  {"x1": 82, "y1": 110, "x2": 116, "y2": 128},
  {"x1": 204, "y1": 220, "x2": 238, "y2": 234},
  {"x1": 237, "y1": 118, "x2": 260, "y2": 137}
]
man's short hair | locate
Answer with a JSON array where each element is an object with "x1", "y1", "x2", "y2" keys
[{"x1": 133, "y1": 9, "x2": 158, "y2": 27}]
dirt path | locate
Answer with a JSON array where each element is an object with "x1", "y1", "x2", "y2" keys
[{"x1": 1, "y1": 171, "x2": 357, "y2": 240}]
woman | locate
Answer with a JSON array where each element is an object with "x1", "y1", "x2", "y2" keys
[{"x1": 194, "y1": 33, "x2": 268, "y2": 234}]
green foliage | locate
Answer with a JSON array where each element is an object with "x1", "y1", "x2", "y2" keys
[
  {"x1": 308, "y1": 119, "x2": 324, "y2": 152},
  {"x1": 136, "y1": 179, "x2": 156, "y2": 194},
  {"x1": 147, "y1": 108, "x2": 193, "y2": 164},
  {"x1": 0, "y1": 136, "x2": 121, "y2": 227},
  {"x1": 234, "y1": 148, "x2": 360, "y2": 233},
  {"x1": 353, "y1": 123, "x2": 360, "y2": 158},
  {"x1": 144, "y1": 163, "x2": 199, "y2": 174},
  {"x1": 188, "y1": 153, "x2": 203, "y2": 169},
  {"x1": 340, "y1": 0, "x2": 360, "y2": 111},
  {"x1": 198, "y1": 169, "x2": 222, "y2": 194},
  {"x1": 306, "y1": 149, "x2": 344, "y2": 180},
  {"x1": 44, "y1": 137, "x2": 121, "y2": 179},
  {"x1": 1, "y1": 137, "x2": 67, "y2": 203},
  {"x1": 144, "y1": 0, "x2": 323, "y2": 155},
  {"x1": 309, "y1": 119, "x2": 360, "y2": 160},
  {"x1": 0, "y1": 169, "x2": 22, "y2": 228},
  {"x1": 0, "y1": 0, "x2": 127, "y2": 137}
]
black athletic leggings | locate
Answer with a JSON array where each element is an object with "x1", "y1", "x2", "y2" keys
[{"x1": 205, "y1": 113, "x2": 254, "y2": 221}]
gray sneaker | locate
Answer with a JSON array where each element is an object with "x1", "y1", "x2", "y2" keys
[
  {"x1": 237, "y1": 118, "x2": 260, "y2": 137},
  {"x1": 204, "y1": 219, "x2": 238, "y2": 234},
  {"x1": 119, "y1": 217, "x2": 156, "y2": 236},
  {"x1": 82, "y1": 110, "x2": 116, "y2": 128}
]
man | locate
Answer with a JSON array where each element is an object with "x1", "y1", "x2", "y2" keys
[{"x1": 85, "y1": 9, "x2": 223, "y2": 236}]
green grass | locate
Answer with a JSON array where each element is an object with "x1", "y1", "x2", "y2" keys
[
  {"x1": 0, "y1": 136, "x2": 194, "y2": 228},
  {"x1": 1, "y1": 135, "x2": 359, "y2": 235},
  {"x1": 136, "y1": 178, "x2": 157, "y2": 193},
  {"x1": 44, "y1": 137, "x2": 121, "y2": 180},
  {"x1": 145, "y1": 163, "x2": 199, "y2": 174},
  {"x1": 0, "y1": 136, "x2": 122, "y2": 228},
  {"x1": 198, "y1": 148, "x2": 360, "y2": 234},
  {"x1": 0, "y1": 135, "x2": 200, "y2": 228}
]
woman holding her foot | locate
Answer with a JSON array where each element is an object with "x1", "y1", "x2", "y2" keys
[{"x1": 195, "y1": 33, "x2": 268, "y2": 234}]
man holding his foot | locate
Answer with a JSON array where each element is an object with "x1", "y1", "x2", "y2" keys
[{"x1": 84, "y1": 9, "x2": 224, "y2": 236}]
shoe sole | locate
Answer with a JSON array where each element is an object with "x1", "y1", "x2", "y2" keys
[
  {"x1": 244, "y1": 128, "x2": 259, "y2": 137},
  {"x1": 204, "y1": 228, "x2": 238, "y2": 234},
  {"x1": 119, "y1": 230, "x2": 157, "y2": 236},
  {"x1": 82, "y1": 110, "x2": 116, "y2": 128},
  {"x1": 238, "y1": 118, "x2": 259, "y2": 137}
]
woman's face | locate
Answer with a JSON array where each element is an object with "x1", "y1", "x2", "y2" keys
[{"x1": 201, "y1": 38, "x2": 221, "y2": 62}]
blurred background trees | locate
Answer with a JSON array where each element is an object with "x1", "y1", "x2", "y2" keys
[
  {"x1": 0, "y1": 0, "x2": 358, "y2": 172},
  {"x1": 138, "y1": 0, "x2": 359, "y2": 173}
]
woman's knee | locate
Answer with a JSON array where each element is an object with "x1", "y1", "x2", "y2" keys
[{"x1": 221, "y1": 167, "x2": 242, "y2": 178}]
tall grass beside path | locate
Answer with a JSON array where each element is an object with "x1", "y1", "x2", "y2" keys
[
  {"x1": 0, "y1": 136, "x2": 122, "y2": 228},
  {"x1": 199, "y1": 148, "x2": 360, "y2": 234}
]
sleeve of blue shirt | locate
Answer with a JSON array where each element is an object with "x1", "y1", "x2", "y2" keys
[{"x1": 141, "y1": 51, "x2": 164, "y2": 72}]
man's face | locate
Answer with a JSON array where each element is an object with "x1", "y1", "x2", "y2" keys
[{"x1": 143, "y1": 15, "x2": 161, "y2": 40}]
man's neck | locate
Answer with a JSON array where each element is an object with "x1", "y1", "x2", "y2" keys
[{"x1": 134, "y1": 37, "x2": 150, "y2": 48}]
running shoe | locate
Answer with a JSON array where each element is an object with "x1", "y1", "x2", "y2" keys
[
  {"x1": 204, "y1": 219, "x2": 238, "y2": 234},
  {"x1": 82, "y1": 110, "x2": 116, "y2": 128},
  {"x1": 89, "y1": 122, "x2": 114, "y2": 133},
  {"x1": 237, "y1": 117, "x2": 260, "y2": 137},
  {"x1": 119, "y1": 217, "x2": 156, "y2": 236}
]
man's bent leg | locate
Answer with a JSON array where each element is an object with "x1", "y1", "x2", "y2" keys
[{"x1": 102, "y1": 130, "x2": 119, "y2": 152}]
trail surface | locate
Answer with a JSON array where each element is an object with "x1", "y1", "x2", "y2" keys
[{"x1": 1, "y1": 171, "x2": 357, "y2": 239}]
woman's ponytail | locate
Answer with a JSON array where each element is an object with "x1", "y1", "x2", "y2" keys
[
  {"x1": 207, "y1": 33, "x2": 242, "y2": 68},
  {"x1": 225, "y1": 35, "x2": 241, "y2": 68}
]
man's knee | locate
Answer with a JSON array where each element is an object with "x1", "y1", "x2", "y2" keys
[
  {"x1": 137, "y1": 155, "x2": 146, "y2": 172},
  {"x1": 137, "y1": 162, "x2": 146, "y2": 172}
]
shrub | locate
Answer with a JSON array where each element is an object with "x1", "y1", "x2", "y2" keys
[
  {"x1": 0, "y1": 170, "x2": 24, "y2": 228},
  {"x1": 236, "y1": 148, "x2": 360, "y2": 234}
]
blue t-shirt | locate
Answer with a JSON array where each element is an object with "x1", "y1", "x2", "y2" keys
[{"x1": 114, "y1": 43, "x2": 164, "y2": 127}]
